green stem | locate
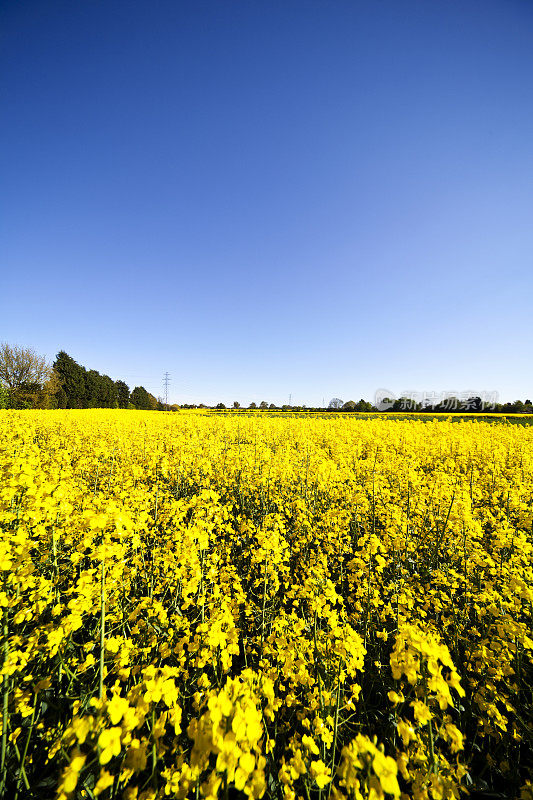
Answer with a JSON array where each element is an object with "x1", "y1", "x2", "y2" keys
[
  {"x1": 12, "y1": 741, "x2": 30, "y2": 793},
  {"x1": 14, "y1": 699, "x2": 38, "y2": 798},
  {"x1": 260, "y1": 556, "x2": 268, "y2": 662},
  {"x1": 423, "y1": 664, "x2": 436, "y2": 774},
  {"x1": 327, "y1": 658, "x2": 343, "y2": 800},
  {"x1": 151, "y1": 709, "x2": 158, "y2": 790},
  {"x1": 427, "y1": 715, "x2": 436, "y2": 774}
]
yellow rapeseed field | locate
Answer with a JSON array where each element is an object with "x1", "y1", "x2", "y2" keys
[{"x1": 1, "y1": 410, "x2": 532, "y2": 800}]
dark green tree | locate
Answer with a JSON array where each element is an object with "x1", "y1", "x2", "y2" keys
[
  {"x1": 354, "y1": 399, "x2": 374, "y2": 411},
  {"x1": 130, "y1": 386, "x2": 153, "y2": 410},
  {"x1": 55, "y1": 386, "x2": 67, "y2": 409},
  {"x1": 147, "y1": 391, "x2": 159, "y2": 410},
  {"x1": 115, "y1": 381, "x2": 130, "y2": 409},
  {"x1": 465, "y1": 396, "x2": 482, "y2": 412},
  {"x1": 53, "y1": 351, "x2": 86, "y2": 408},
  {"x1": 392, "y1": 397, "x2": 420, "y2": 412},
  {"x1": 100, "y1": 375, "x2": 118, "y2": 407},
  {"x1": 85, "y1": 369, "x2": 102, "y2": 407}
]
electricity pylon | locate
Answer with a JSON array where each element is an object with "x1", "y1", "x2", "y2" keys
[{"x1": 163, "y1": 372, "x2": 171, "y2": 406}]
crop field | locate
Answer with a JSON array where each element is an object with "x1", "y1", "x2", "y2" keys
[{"x1": 1, "y1": 410, "x2": 532, "y2": 800}]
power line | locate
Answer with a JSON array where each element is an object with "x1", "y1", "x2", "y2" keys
[{"x1": 163, "y1": 372, "x2": 171, "y2": 406}]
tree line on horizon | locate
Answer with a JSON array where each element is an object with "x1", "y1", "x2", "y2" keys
[
  {"x1": 0, "y1": 343, "x2": 531, "y2": 413},
  {"x1": 52, "y1": 351, "x2": 164, "y2": 410},
  {"x1": 212, "y1": 396, "x2": 532, "y2": 414},
  {"x1": 0, "y1": 344, "x2": 163, "y2": 411}
]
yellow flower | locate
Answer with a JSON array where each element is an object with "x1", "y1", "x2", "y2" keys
[
  {"x1": 372, "y1": 751, "x2": 400, "y2": 798},
  {"x1": 71, "y1": 716, "x2": 93, "y2": 745},
  {"x1": 397, "y1": 719, "x2": 417, "y2": 746},
  {"x1": 239, "y1": 751, "x2": 256, "y2": 775},
  {"x1": 520, "y1": 781, "x2": 533, "y2": 800},
  {"x1": 310, "y1": 759, "x2": 331, "y2": 789},
  {"x1": 98, "y1": 727, "x2": 122, "y2": 764},
  {"x1": 444, "y1": 723, "x2": 464, "y2": 753},
  {"x1": 302, "y1": 734, "x2": 320, "y2": 755},
  {"x1": 289, "y1": 749, "x2": 307, "y2": 779},
  {"x1": 60, "y1": 749, "x2": 86, "y2": 795},
  {"x1": 93, "y1": 769, "x2": 115, "y2": 796},
  {"x1": 107, "y1": 694, "x2": 130, "y2": 725},
  {"x1": 125, "y1": 738, "x2": 148, "y2": 772},
  {"x1": 161, "y1": 677, "x2": 179, "y2": 707},
  {"x1": 387, "y1": 690, "x2": 404, "y2": 705},
  {"x1": 410, "y1": 700, "x2": 433, "y2": 726}
]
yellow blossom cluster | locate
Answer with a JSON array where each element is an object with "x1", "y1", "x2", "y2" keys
[{"x1": 0, "y1": 409, "x2": 532, "y2": 800}]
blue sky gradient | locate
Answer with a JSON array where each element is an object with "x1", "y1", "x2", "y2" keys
[{"x1": 2, "y1": 0, "x2": 532, "y2": 405}]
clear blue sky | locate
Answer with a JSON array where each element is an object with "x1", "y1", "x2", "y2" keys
[{"x1": 2, "y1": 0, "x2": 532, "y2": 406}]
